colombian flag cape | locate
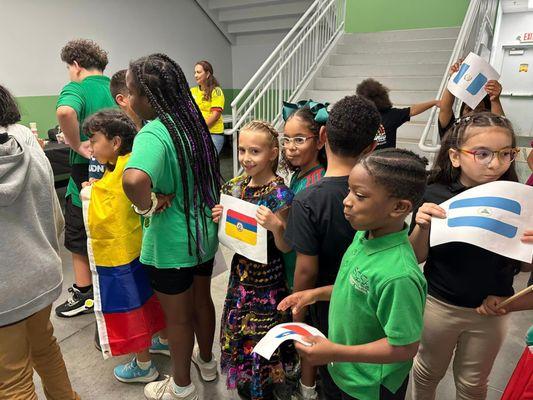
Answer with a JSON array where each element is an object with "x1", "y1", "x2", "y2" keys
[{"x1": 81, "y1": 154, "x2": 165, "y2": 359}]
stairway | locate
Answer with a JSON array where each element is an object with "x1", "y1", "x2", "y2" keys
[
  {"x1": 302, "y1": 27, "x2": 461, "y2": 155},
  {"x1": 196, "y1": 0, "x2": 313, "y2": 43}
]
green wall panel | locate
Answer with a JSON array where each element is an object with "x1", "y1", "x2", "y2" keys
[{"x1": 345, "y1": 0, "x2": 469, "y2": 33}]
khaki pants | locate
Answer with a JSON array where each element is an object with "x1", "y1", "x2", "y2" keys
[
  {"x1": 412, "y1": 296, "x2": 509, "y2": 400},
  {"x1": 0, "y1": 305, "x2": 80, "y2": 400}
]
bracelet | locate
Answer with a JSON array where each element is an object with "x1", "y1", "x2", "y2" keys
[{"x1": 132, "y1": 192, "x2": 158, "y2": 217}]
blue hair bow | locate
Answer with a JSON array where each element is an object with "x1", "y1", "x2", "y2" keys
[{"x1": 282, "y1": 100, "x2": 330, "y2": 124}]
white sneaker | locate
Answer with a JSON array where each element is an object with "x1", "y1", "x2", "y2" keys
[
  {"x1": 144, "y1": 375, "x2": 198, "y2": 400},
  {"x1": 191, "y1": 346, "x2": 218, "y2": 382}
]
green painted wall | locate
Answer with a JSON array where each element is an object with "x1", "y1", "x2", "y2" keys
[
  {"x1": 15, "y1": 89, "x2": 237, "y2": 138},
  {"x1": 345, "y1": 0, "x2": 469, "y2": 33}
]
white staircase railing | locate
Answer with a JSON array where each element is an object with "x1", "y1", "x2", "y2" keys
[
  {"x1": 230, "y1": 0, "x2": 346, "y2": 176},
  {"x1": 418, "y1": 0, "x2": 499, "y2": 153}
]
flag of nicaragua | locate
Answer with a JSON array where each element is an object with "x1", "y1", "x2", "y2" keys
[
  {"x1": 81, "y1": 154, "x2": 165, "y2": 359},
  {"x1": 430, "y1": 181, "x2": 533, "y2": 263}
]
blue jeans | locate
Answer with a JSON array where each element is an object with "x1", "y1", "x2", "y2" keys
[{"x1": 211, "y1": 134, "x2": 225, "y2": 154}]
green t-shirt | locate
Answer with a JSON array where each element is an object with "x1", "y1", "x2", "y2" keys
[
  {"x1": 56, "y1": 75, "x2": 116, "y2": 207},
  {"x1": 328, "y1": 227, "x2": 427, "y2": 400},
  {"x1": 126, "y1": 119, "x2": 218, "y2": 268}
]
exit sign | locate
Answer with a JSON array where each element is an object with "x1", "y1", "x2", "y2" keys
[{"x1": 522, "y1": 32, "x2": 533, "y2": 42}]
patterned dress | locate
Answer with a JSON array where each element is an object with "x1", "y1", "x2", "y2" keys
[{"x1": 220, "y1": 175, "x2": 298, "y2": 400}]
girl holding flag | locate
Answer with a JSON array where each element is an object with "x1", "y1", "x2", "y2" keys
[{"x1": 409, "y1": 112, "x2": 533, "y2": 400}]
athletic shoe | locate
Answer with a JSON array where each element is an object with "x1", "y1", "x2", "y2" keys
[
  {"x1": 113, "y1": 358, "x2": 159, "y2": 383},
  {"x1": 149, "y1": 336, "x2": 170, "y2": 357},
  {"x1": 191, "y1": 346, "x2": 218, "y2": 382},
  {"x1": 55, "y1": 285, "x2": 94, "y2": 318},
  {"x1": 144, "y1": 375, "x2": 198, "y2": 400}
]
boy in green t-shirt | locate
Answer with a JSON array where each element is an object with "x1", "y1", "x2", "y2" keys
[
  {"x1": 279, "y1": 149, "x2": 429, "y2": 400},
  {"x1": 55, "y1": 39, "x2": 116, "y2": 318}
]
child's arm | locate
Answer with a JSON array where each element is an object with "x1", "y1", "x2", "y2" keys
[
  {"x1": 56, "y1": 106, "x2": 91, "y2": 159},
  {"x1": 256, "y1": 206, "x2": 292, "y2": 253},
  {"x1": 438, "y1": 59, "x2": 462, "y2": 129},
  {"x1": 278, "y1": 285, "x2": 333, "y2": 315},
  {"x1": 295, "y1": 336, "x2": 419, "y2": 366},
  {"x1": 409, "y1": 202, "x2": 446, "y2": 263},
  {"x1": 409, "y1": 100, "x2": 440, "y2": 117},
  {"x1": 212, "y1": 204, "x2": 223, "y2": 223},
  {"x1": 485, "y1": 80, "x2": 504, "y2": 116},
  {"x1": 292, "y1": 254, "x2": 320, "y2": 321},
  {"x1": 122, "y1": 169, "x2": 153, "y2": 210},
  {"x1": 477, "y1": 292, "x2": 533, "y2": 315}
]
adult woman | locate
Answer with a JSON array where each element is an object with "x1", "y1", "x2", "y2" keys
[{"x1": 191, "y1": 60, "x2": 225, "y2": 154}]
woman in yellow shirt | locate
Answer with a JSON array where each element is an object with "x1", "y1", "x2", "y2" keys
[{"x1": 191, "y1": 61, "x2": 225, "y2": 154}]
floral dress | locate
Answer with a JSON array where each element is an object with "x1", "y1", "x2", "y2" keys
[{"x1": 220, "y1": 175, "x2": 298, "y2": 400}]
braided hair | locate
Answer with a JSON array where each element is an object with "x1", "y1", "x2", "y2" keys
[
  {"x1": 129, "y1": 53, "x2": 222, "y2": 259},
  {"x1": 359, "y1": 148, "x2": 428, "y2": 209},
  {"x1": 240, "y1": 120, "x2": 282, "y2": 173},
  {"x1": 429, "y1": 112, "x2": 518, "y2": 185}
]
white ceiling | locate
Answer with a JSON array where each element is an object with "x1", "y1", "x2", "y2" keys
[{"x1": 501, "y1": 0, "x2": 531, "y2": 13}]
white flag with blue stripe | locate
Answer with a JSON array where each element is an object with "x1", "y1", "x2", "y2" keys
[
  {"x1": 447, "y1": 52, "x2": 500, "y2": 110},
  {"x1": 430, "y1": 181, "x2": 533, "y2": 263}
]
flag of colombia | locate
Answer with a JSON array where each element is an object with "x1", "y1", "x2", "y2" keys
[{"x1": 226, "y1": 209, "x2": 258, "y2": 245}]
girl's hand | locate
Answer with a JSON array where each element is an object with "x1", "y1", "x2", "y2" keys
[
  {"x1": 485, "y1": 80, "x2": 502, "y2": 101},
  {"x1": 277, "y1": 290, "x2": 317, "y2": 315},
  {"x1": 521, "y1": 229, "x2": 533, "y2": 244},
  {"x1": 212, "y1": 204, "x2": 223, "y2": 223},
  {"x1": 295, "y1": 336, "x2": 338, "y2": 366},
  {"x1": 81, "y1": 178, "x2": 99, "y2": 188},
  {"x1": 449, "y1": 59, "x2": 464, "y2": 75},
  {"x1": 256, "y1": 206, "x2": 282, "y2": 232},
  {"x1": 415, "y1": 203, "x2": 446, "y2": 230},
  {"x1": 155, "y1": 193, "x2": 174, "y2": 213},
  {"x1": 476, "y1": 295, "x2": 509, "y2": 316}
]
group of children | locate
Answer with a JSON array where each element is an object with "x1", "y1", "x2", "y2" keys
[{"x1": 0, "y1": 37, "x2": 532, "y2": 400}]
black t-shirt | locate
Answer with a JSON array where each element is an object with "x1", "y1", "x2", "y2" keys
[
  {"x1": 375, "y1": 107, "x2": 411, "y2": 150},
  {"x1": 437, "y1": 117, "x2": 455, "y2": 139},
  {"x1": 411, "y1": 181, "x2": 519, "y2": 308},
  {"x1": 284, "y1": 176, "x2": 356, "y2": 286}
]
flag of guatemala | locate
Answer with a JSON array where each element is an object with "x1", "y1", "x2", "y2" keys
[{"x1": 447, "y1": 196, "x2": 521, "y2": 239}]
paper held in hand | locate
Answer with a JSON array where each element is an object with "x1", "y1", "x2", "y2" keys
[
  {"x1": 447, "y1": 52, "x2": 500, "y2": 110},
  {"x1": 430, "y1": 181, "x2": 533, "y2": 263},
  {"x1": 253, "y1": 322, "x2": 326, "y2": 360},
  {"x1": 217, "y1": 194, "x2": 268, "y2": 264}
]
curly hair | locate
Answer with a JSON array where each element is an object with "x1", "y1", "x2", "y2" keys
[
  {"x1": 60, "y1": 39, "x2": 109, "y2": 71},
  {"x1": 240, "y1": 120, "x2": 282, "y2": 173},
  {"x1": 195, "y1": 61, "x2": 220, "y2": 102},
  {"x1": 359, "y1": 148, "x2": 428, "y2": 209},
  {"x1": 356, "y1": 78, "x2": 392, "y2": 111},
  {"x1": 326, "y1": 95, "x2": 381, "y2": 158},
  {"x1": 0, "y1": 84, "x2": 21, "y2": 127},
  {"x1": 82, "y1": 109, "x2": 137, "y2": 156}
]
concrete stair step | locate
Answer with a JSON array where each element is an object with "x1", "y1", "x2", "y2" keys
[
  {"x1": 303, "y1": 89, "x2": 438, "y2": 105},
  {"x1": 313, "y1": 76, "x2": 442, "y2": 91},
  {"x1": 397, "y1": 121, "x2": 433, "y2": 141},
  {"x1": 330, "y1": 50, "x2": 452, "y2": 65},
  {"x1": 209, "y1": 0, "x2": 285, "y2": 10},
  {"x1": 395, "y1": 138, "x2": 434, "y2": 159},
  {"x1": 337, "y1": 38, "x2": 456, "y2": 54},
  {"x1": 218, "y1": 1, "x2": 310, "y2": 22},
  {"x1": 321, "y1": 63, "x2": 448, "y2": 77},
  {"x1": 227, "y1": 15, "x2": 299, "y2": 33},
  {"x1": 341, "y1": 27, "x2": 461, "y2": 43}
]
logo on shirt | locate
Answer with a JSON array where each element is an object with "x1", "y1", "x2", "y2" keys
[
  {"x1": 374, "y1": 124, "x2": 386, "y2": 146},
  {"x1": 350, "y1": 267, "x2": 369, "y2": 294}
]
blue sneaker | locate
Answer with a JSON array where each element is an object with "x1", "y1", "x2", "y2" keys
[
  {"x1": 149, "y1": 336, "x2": 170, "y2": 356},
  {"x1": 113, "y1": 358, "x2": 159, "y2": 383}
]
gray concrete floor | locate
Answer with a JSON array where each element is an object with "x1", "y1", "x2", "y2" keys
[{"x1": 33, "y1": 148, "x2": 532, "y2": 399}]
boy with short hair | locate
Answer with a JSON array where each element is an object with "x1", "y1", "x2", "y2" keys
[
  {"x1": 55, "y1": 39, "x2": 117, "y2": 318},
  {"x1": 284, "y1": 95, "x2": 381, "y2": 399},
  {"x1": 110, "y1": 69, "x2": 143, "y2": 130}
]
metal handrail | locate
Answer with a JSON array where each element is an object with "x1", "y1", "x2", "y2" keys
[
  {"x1": 230, "y1": 0, "x2": 346, "y2": 176},
  {"x1": 418, "y1": 0, "x2": 498, "y2": 153}
]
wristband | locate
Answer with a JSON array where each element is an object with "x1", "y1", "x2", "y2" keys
[{"x1": 132, "y1": 192, "x2": 158, "y2": 217}]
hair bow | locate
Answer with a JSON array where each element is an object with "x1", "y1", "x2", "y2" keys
[{"x1": 282, "y1": 100, "x2": 330, "y2": 123}]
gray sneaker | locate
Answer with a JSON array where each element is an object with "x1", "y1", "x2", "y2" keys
[{"x1": 191, "y1": 346, "x2": 218, "y2": 382}]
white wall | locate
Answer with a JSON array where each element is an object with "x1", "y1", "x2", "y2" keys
[{"x1": 0, "y1": 0, "x2": 233, "y2": 96}]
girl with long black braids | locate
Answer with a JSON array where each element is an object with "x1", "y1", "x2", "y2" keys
[{"x1": 122, "y1": 53, "x2": 221, "y2": 400}]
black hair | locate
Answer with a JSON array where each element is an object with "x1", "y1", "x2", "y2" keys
[
  {"x1": 459, "y1": 94, "x2": 492, "y2": 116},
  {"x1": 356, "y1": 78, "x2": 392, "y2": 111},
  {"x1": 326, "y1": 95, "x2": 381, "y2": 158},
  {"x1": 0, "y1": 85, "x2": 21, "y2": 127},
  {"x1": 129, "y1": 53, "x2": 221, "y2": 259},
  {"x1": 282, "y1": 106, "x2": 327, "y2": 172},
  {"x1": 82, "y1": 109, "x2": 137, "y2": 159},
  {"x1": 429, "y1": 112, "x2": 518, "y2": 185},
  {"x1": 359, "y1": 148, "x2": 428, "y2": 210},
  {"x1": 110, "y1": 70, "x2": 128, "y2": 101},
  {"x1": 60, "y1": 39, "x2": 109, "y2": 71}
]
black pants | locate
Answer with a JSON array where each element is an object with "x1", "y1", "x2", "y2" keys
[{"x1": 323, "y1": 375, "x2": 409, "y2": 400}]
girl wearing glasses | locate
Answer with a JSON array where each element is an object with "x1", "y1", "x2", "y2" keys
[{"x1": 409, "y1": 112, "x2": 533, "y2": 400}]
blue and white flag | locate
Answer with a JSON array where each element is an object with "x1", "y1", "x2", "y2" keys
[
  {"x1": 430, "y1": 181, "x2": 533, "y2": 263},
  {"x1": 447, "y1": 52, "x2": 500, "y2": 110}
]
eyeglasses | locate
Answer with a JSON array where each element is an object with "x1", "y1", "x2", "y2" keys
[
  {"x1": 458, "y1": 147, "x2": 519, "y2": 165},
  {"x1": 279, "y1": 136, "x2": 317, "y2": 147}
]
